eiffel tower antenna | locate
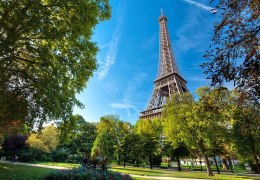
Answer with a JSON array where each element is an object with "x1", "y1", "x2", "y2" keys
[{"x1": 140, "y1": 11, "x2": 188, "y2": 119}]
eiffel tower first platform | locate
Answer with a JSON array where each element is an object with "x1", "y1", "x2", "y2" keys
[{"x1": 140, "y1": 11, "x2": 188, "y2": 119}]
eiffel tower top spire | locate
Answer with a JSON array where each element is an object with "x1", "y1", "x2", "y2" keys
[{"x1": 157, "y1": 11, "x2": 181, "y2": 79}]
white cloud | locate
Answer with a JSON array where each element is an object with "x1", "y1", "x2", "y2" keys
[
  {"x1": 110, "y1": 73, "x2": 148, "y2": 118},
  {"x1": 111, "y1": 103, "x2": 137, "y2": 110},
  {"x1": 181, "y1": 0, "x2": 217, "y2": 13},
  {"x1": 97, "y1": 2, "x2": 125, "y2": 80},
  {"x1": 110, "y1": 102, "x2": 138, "y2": 118}
]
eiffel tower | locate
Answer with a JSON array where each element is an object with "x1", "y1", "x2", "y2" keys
[{"x1": 140, "y1": 11, "x2": 188, "y2": 119}]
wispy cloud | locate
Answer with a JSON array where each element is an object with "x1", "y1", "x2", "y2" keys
[
  {"x1": 111, "y1": 103, "x2": 138, "y2": 111},
  {"x1": 110, "y1": 73, "x2": 148, "y2": 118},
  {"x1": 97, "y1": 2, "x2": 125, "y2": 80},
  {"x1": 181, "y1": 0, "x2": 217, "y2": 13},
  {"x1": 174, "y1": 4, "x2": 216, "y2": 55}
]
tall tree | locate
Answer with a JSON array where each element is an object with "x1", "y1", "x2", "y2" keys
[
  {"x1": 91, "y1": 115, "x2": 131, "y2": 160},
  {"x1": 0, "y1": 0, "x2": 111, "y2": 128},
  {"x1": 163, "y1": 87, "x2": 231, "y2": 176},
  {"x1": 202, "y1": 0, "x2": 259, "y2": 100},
  {"x1": 135, "y1": 118, "x2": 162, "y2": 169},
  {"x1": 58, "y1": 114, "x2": 87, "y2": 145},
  {"x1": 231, "y1": 94, "x2": 260, "y2": 173}
]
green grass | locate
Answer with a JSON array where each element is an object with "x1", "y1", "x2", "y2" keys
[
  {"x1": 33, "y1": 161, "x2": 80, "y2": 168},
  {"x1": 111, "y1": 166, "x2": 259, "y2": 180},
  {"x1": 1, "y1": 161, "x2": 259, "y2": 180},
  {"x1": 0, "y1": 163, "x2": 52, "y2": 180}
]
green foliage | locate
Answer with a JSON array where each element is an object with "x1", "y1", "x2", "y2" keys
[
  {"x1": 0, "y1": 0, "x2": 111, "y2": 127},
  {"x1": 91, "y1": 115, "x2": 131, "y2": 160},
  {"x1": 230, "y1": 94, "x2": 260, "y2": 173},
  {"x1": 115, "y1": 132, "x2": 143, "y2": 166},
  {"x1": 162, "y1": 87, "x2": 232, "y2": 176},
  {"x1": 52, "y1": 148, "x2": 70, "y2": 162},
  {"x1": 58, "y1": 115, "x2": 87, "y2": 144},
  {"x1": 202, "y1": 0, "x2": 260, "y2": 99},
  {"x1": 70, "y1": 122, "x2": 97, "y2": 155},
  {"x1": 135, "y1": 118, "x2": 162, "y2": 169},
  {"x1": 26, "y1": 125, "x2": 59, "y2": 153},
  {"x1": 57, "y1": 115, "x2": 97, "y2": 156}
]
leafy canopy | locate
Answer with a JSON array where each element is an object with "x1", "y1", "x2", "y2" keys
[
  {"x1": 202, "y1": 0, "x2": 259, "y2": 100},
  {"x1": 26, "y1": 125, "x2": 59, "y2": 153},
  {"x1": 0, "y1": 0, "x2": 111, "y2": 127}
]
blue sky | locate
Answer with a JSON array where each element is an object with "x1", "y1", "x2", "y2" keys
[{"x1": 74, "y1": 0, "x2": 220, "y2": 124}]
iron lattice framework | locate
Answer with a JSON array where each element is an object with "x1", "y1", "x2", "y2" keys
[{"x1": 140, "y1": 11, "x2": 188, "y2": 119}]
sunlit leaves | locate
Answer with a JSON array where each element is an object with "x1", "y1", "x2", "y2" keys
[{"x1": 0, "y1": 0, "x2": 111, "y2": 128}]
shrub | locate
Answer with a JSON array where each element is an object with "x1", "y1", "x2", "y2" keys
[
  {"x1": 67, "y1": 154, "x2": 81, "y2": 164},
  {"x1": 52, "y1": 148, "x2": 69, "y2": 162},
  {"x1": 40, "y1": 154, "x2": 53, "y2": 162},
  {"x1": 45, "y1": 167, "x2": 132, "y2": 180},
  {"x1": 19, "y1": 149, "x2": 39, "y2": 162},
  {"x1": 19, "y1": 149, "x2": 52, "y2": 162},
  {"x1": 2, "y1": 135, "x2": 27, "y2": 153}
]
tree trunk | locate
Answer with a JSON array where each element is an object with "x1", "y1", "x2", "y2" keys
[
  {"x1": 118, "y1": 154, "x2": 121, "y2": 165},
  {"x1": 123, "y1": 155, "x2": 126, "y2": 167},
  {"x1": 149, "y1": 154, "x2": 153, "y2": 169},
  {"x1": 213, "y1": 155, "x2": 220, "y2": 174},
  {"x1": 136, "y1": 156, "x2": 139, "y2": 167},
  {"x1": 243, "y1": 114, "x2": 260, "y2": 174},
  {"x1": 253, "y1": 154, "x2": 260, "y2": 174},
  {"x1": 227, "y1": 157, "x2": 233, "y2": 172},
  {"x1": 222, "y1": 158, "x2": 229, "y2": 170},
  {"x1": 200, "y1": 156, "x2": 203, "y2": 171},
  {"x1": 177, "y1": 155, "x2": 182, "y2": 171},
  {"x1": 204, "y1": 154, "x2": 214, "y2": 176},
  {"x1": 199, "y1": 140, "x2": 213, "y2": 176}
]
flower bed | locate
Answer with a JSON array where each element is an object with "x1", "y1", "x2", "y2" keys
[{"x1": 45, "y1": 167, "x2": 132, "y2": 180}]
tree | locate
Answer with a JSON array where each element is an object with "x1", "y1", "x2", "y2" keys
[
  {"x1": 135, "y1": 118, "x2": 162, "y2": 169},
  {"x1": 231, "y1": 94, "x2": 260, "y2": 173},
  {"x1": 202, "y1": 0, "x2": 260, "y2": 100},
  {"x1": 91, "y1": 115, "x2": 131, "y2": 160},
  {"x1": 26, "y1": 125, "x2": 59, "y2": 153},
  {"x1": 126, "y1": 133, "x2": 143, "y2": 167},
  {"x1": 0, "y1": 0, "x2": 111, "y2": 127},
  {"x1": 69, "y1": 122, "x2": 97, "y2": 155},
  {"x1": 162, "y1": 141, "x2": 190, "y2": 171},
  {"x1": 58, "y1": 114, "x2": 87, "y2": 145},
  {"x1": 163, "y1": 87, "x2": 231, "y2": 176}
]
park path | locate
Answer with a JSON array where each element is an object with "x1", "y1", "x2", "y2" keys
[
  {"x1": 0, "y1": 160, "x2": 68, "y2": 170},
  {"x1": 0, "y1": 160, "x2": 204, "y2": 180}
]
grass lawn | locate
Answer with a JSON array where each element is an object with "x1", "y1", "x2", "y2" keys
[
  {"x1": 111, "y1": 166, "x2": 260, "y2": 180},
  {"x1": 0, "y1": 162, "x2": 52, "y2": 180},
  {"x1": 33, "y1": 161, "x2": 80, "y2": 168},
  {"x1": 1, "y1": 161, "x2": 259, "y2": 180}
]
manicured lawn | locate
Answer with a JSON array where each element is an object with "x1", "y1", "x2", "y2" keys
[
  {"x1": 111, "y1": 166, "x2": 259, "y2": 179},
  {"x1": 34, "y1": 161, "x2": 80, "y2": 168},
  {"x1": 1, "y1": 161, "x2": 259, "y2": 180},
  {"x1": 0, "y1": 162, "x2": 52, "y2": 180}
]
